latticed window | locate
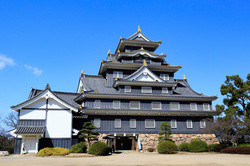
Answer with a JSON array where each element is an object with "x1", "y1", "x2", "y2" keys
[
  {"x1": 171, "y1": 120, "x2": 177, "y2": 128},
  {"x1": 190, "y1": 103, "x2": 197, "y2": 110},
  {"x1": 124, "y1": 86, "x2": 131, "y2": 93},
  {"x1": 130, "y1": 101, "x2": 140, "y2": 109},
  {"x1": 160, "y1": 74, "x2": 169, "y2": 81},
  {"x1": 187, "y1": 120, "x2": 193, "y2": 128},
  {"x1": 170, "y1": 102, "x2": 180, "y2": 110},
  {"x1": 94, "y1": 118, "x2": 101, "y2": 128},
  {"x1": 145, "y1": 119, "x2": 155, "y2": 128},
  {"x1": 162, "y1": 87, "x2": 168, "y2": 94},
  {"x1": 141, "y1": 87, "x2": 152, "y2": 93},
  {"x1": 113, "y1": 71, "x2": 123, "y2": 78},
  {"x1": 203, "y1": 103, "x2": 210, "y2": 110},
  {"x1": 113, "y1": 100, "x2": 120, "y2": 109},
  {"x1": 152, "y1": 102, "x2": 161, "y2": 110},
  {"x1": 200, "y1": 120, "x2": 206, "y2": 128},
  {"x1": 130, "y1": 119, "x2": 136, "y2": 128},
  {"x1": 115, "y1": 119, "x2": 121, "y2": 128},
  {"x1": 94, "y1": 100, "x2": 101, "y2": 108}
]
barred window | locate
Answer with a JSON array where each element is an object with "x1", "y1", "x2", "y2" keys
[
  {"x1": 115, "y1": 119, "x2": 121, "y2": 128},
  {"x1": 170, "y1": 102, "x2": 180, "y2": 110},
  {"x1": 113, "y1": 71, "x2": 123, "y2": 78},
  {"x1": 200, "y1": 120, "x2": 206, "y2": 128},
  {"x1": 160, "y1": 74, "x2": 169, "y2": 81},
  {"x1": 187, "y1": 120, "x2": 193, "y2": 128},
  {"x1": 152, "y1": 102, "x2": 162, "y2": 110},
  {"x1": 94, "y1": 100, "x2": 101, "y2": 108},
  {"x1": 203, "y1": 103, "x2": 210, "y2": 110},
  {"x1": 113, "y1": 100, "x2": 120, "y2": 109},
  {"x1": 130, "y1": 101, "x2": 140, "y2": 109},
  {"x1": 124, "y1": 86, "x2": 131, "y2": 93},
  {"x1": 130, "y1": 119, "x2": 136, "y2": 128},
  {"x1": 145, "y1": 119, "x2": 155, "y2": 128},
  {"x1": 171, "y1": 120, "x2": 177, "y2": 128},
  {"x1": 162, "y1": 87, "x2": 168, "y2": 94},
  {"x1": 141, "y1": 87, "x2": 152, "y2": 93},
  {"x1": 94, "y1": 118, "x2": 101, "y2": 128},
  {"x1": 190, "y1": 103, "x2": 197, "y2": 110}
]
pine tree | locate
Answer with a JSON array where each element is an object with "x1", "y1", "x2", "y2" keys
[
  {"x1": 158, "y1": 122, "x2": 173, "y2": 142},
  {"x1": 79, "y1": 122, "x2": 99, "y2": 147}
]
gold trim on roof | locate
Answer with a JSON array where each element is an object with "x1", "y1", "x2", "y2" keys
[
  {"x1": 112, "y1": 60, "x2": 115, "y2": 63},
  {"x1": 138, "y1": 25, "x2": 141, "y2": 32},
  {"x1": 183, "y1": 75, "x2": 186, "y2": 79},
  {"x1": 81, "y1": 70, "x2": 84, "y2": 75},
  {"x1": 143, "y1": 59, "x2": 147, "y2": 66},
  {"x1": 200, "y1": 93, "x2": 204, "y2": 96},
  {"x1": 81, "y1": 90, "x2": 84, "y2": 93},
  {"x1": 94, "y1": 89, "x2": 97, "y2": 93},
  {"x1": 108, "y1": 50, "x2": 111, "y2": 54}
]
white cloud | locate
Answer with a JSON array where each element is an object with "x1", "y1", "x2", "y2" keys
[
  {"x1": 0, "y1": 54, "x2": 15, "y2": 70},
  {"x1": 24, "y1": 65, "x2": 43, "y2": 76}
]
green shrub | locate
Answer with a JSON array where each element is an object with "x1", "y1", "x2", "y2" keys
[
  {"x1": 221, "y1": 147, "x2": 250, "y2": 154},
  {"x1": 70, "y1": 142, "x2": 87, "y2": 153},
  {"x1": 88, "y1": 142, "x2": 109, "y2": 156},
  {"x1": 147, "y1": 147, "x2": 155, "y2": 152},
  {"x1": 157, "y1": 140, "x2": 178, "y2": 154},
  {"x1": 238, "y1": 144, "x2": 250, "y2": 147},
  {"x1": 38, "y1": 147, "x2": 69, "y2": 157},
  {"x1": 209, "y1": 144, "x2": 227, "y2": 152},
  {"x1": 179, "y1": 142, "x2": 189, "y2": 151},
  {"x1": 188, "y1": 140, "x2": 208, "y2": 152}
]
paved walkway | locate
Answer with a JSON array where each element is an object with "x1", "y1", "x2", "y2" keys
[{"x1": 0, "y1": 152, "x2": 250, "y2": 166}]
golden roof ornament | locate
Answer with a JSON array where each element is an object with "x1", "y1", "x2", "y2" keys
[
  {"x1": 94, "y1": 89, "x2": 97, "y2": 93},
  {"x1": 101, "y1": 60, "x2": 104, "y2": 62},
  {"x1": 200, "y1": 93, "x2": 204, "y2": 96},
  {"x1": 81, "y1": 70, "x2": 84, "y2": 75},
  {"x1": 138, "y1": 25, "x2": 141, "y2": 32},
  {"x1": 120, "y1": 36, "x2": 122, "y2": 39},
  {"x1": 118, "y1": 50, "x2": 120, "y2": 53},
  {"x1": 115, "y1": 78, "x2": 118, "y2": 81},
  {"x1": 108, "y1": 50, "x2": 111, "y2": 54},
  {"x1": 81, "y1": 90, "x2": 84, "y2": 93},
  {"x1": 79, "y1": 105, "x2": 82, "y2": 109},
  {"x1": 167, "y1": 64, "x2": 170, "y2": 66},
  {"x1": 140, "y1": 47, "x2": 144, "y2": 50},
  {"x1": 183, "y1": 75, "x2": 186, "y2": 79},
  {"x1": 143, "y1": 59, "x2": 147, "y2": 66},
  {"x1": 112, "y1": 60, "x2": 115, "y2": 63}
]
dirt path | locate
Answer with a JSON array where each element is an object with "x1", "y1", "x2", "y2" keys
[{"x1": 0, "y1": 152, "x2": 250, "y2": 166}]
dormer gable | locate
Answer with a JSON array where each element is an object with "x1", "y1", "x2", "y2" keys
[
  {"x1": 127, "y1": 26, "x2": 151, "y2": 42},
  {"x1": 124, "y1": 66, "x2": 164, "y2": 82}
]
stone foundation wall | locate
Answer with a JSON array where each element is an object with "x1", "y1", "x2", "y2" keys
[{"x1": 139, "y1": 134, "x2": 219, "y2": 151}]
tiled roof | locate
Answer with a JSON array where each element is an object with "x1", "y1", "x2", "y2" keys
[{"x1": 15, "y1": 127, "x2": 46, "y2": 134}]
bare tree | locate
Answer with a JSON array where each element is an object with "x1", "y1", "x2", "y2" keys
[{"x1": 3, "y1": 112, "x2": 18, "y2": 129}]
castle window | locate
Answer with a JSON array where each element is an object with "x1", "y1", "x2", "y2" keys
[
  {"x1": 113, "y1": 71, "x2": 123, "y2": 78},
  {"x1": 190, "y1": 103, "x2": 197, "y2": 110},
  {"x1": 187, "y1": 120, "x2": 193, "y2": 128},
  {"x1": 160, "y1": 74, "x2": 169, "y2": 81},
  {"x1": 141, "y1": 87, "x2": 152, "y2": 93},
  {"x1": 94, "y1": 118, "x2": 101, "y2": 128},
  {"x1": 200, "y1": 120, "x2": 206, "y2": 128},
  {"x1": 124, "y1": 86, "x2": 131, "y2": 93},
  {"x1": 145, "y1": 119, "x2": 155, "y2": 128},
  {"x1": 152, "y1": 102, "x2": 162, "y2": 110},
  {"x1": 130, "y1": 101, "x2": 140, "y2": 109},
  {"x1": 113, "y1": 100, "x2": 120, "y2": 109},
  {"x1": 94, "y1": 100, "x2": 101, "y2": 108},
  {"x1": 203, "y1": 103, "x2": 210, "y2": 110},
  {"x1": 130, "y1": 119, "x2": 136, "y2": 128},
  {"x1": 170, "y1": 102, "x2": 180, "y2": 110},
  {"x1": 171, "y1": 120, "x2": 177, "y2": 128},
  {"x1": 115, "y1": 119, "x2": 121, "y2": 128},
  {"x1": 162, "y1": 87, "x2": 168, "y2": 94}
]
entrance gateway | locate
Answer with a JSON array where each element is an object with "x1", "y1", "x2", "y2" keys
[{"x1": 104, "y1": 134, "x2": 137, "y2": 151}]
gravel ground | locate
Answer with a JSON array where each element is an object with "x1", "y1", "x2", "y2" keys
[{"x1": 0, "y1": 152, "x2": 250, "y2": 166}]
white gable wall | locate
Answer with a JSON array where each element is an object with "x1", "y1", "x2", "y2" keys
[
  {"x1": 45, "y1": 109, "x2": 72, "y2": 138},
  {"x1": 18, "y1": 93, "x2": 73, "y2": 139},
  {"x1": 20, "y1": 109, "x2": 46, "y2": 120},
  {"x1": 127, "y1": 67, "x2": 163, "y2": 82}
]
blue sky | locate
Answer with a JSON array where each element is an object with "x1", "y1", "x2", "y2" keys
[{"x1": 0, "y1": 0, "x2": 249, "y2": 128}]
